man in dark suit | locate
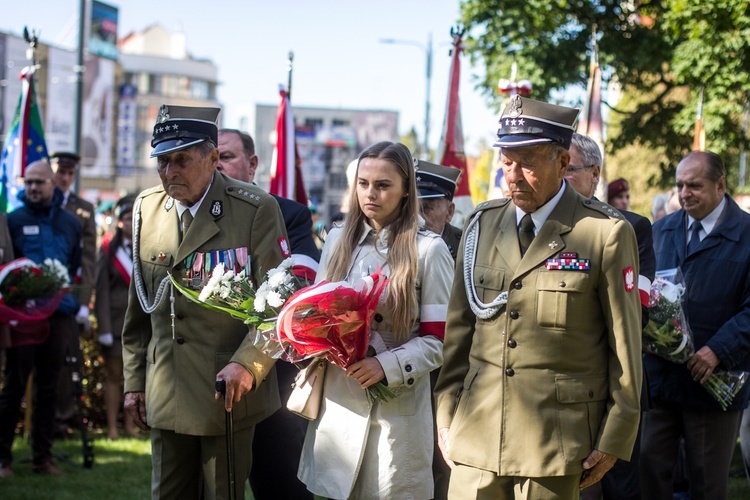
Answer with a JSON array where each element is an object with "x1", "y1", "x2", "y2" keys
[
  {"x1": 435, "y1": 96, "x2": 642, "y2": 499},
  {"x1": 122, "y1": 105, "x2": 288, "y2": 499},
  {"x1": 417, "y1": 160, "x2": 463, "y2": 262},
  {"x1": 217, "y1": 128, "x2": 318, "y2": 500},
  {"x1": 568, "y1": 133, "x2": 655, "y2": 500},
  {"x1": 50, "y1": 152, "x2": 97, "y2": 437},
  {"x1": 641, "y1": 151, "x2": 750, "y2": 499}
]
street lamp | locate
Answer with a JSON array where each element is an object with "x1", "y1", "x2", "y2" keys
[{"x1": 380, "y1": 33, "x2": 432, "y2": 159}]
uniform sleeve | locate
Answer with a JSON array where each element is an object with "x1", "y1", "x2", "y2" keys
[
  {"x1": 434, "y1": 227, "x2": 475, "y2": 430},
  {"x1": 80, "y1": 204, "x2": 98, "y2": 304},
  {"x1": 122, "y1": 271, "x2": 153, "y2": 393},
  {"x1": 230, "y1": 195, "x2": 289, "y2": 386},
  {"x1": 94, "y1": 247, "x2": 112, "y2": 335},
  {"x1": 0, "y1": 215, "x2": 14, "y2": 264},
  {"x1": 377, "y1": 237, "x2": 452, "y2": 388},
  {"x1": 595, "y1": 219, "x2": 643, "y2": 460}
]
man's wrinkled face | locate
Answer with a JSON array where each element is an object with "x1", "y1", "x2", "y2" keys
[
  {"x1": 420, "y1": 197, "x2": 454, "y2": 234},
  {"x1": 25, "y1": 162, "x2": 56, "y2": 206},
  {"x1": 564, "y1": 145, "x2": 600, "y2": 199},
  {"x1": 501, "y1": 144, "x2": 569, "y2": 213},
  {"x1": 156, "y1": 145, "x2": 218, "y2": 206}
]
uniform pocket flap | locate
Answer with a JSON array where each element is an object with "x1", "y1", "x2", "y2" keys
[
  {"x1": 139, "y1": 242, "x2": 173, "y2": 267},
  {"x1": 462, "y1": 365, "x2": 480, "y2": 390},
  {"x1": 473, "y1": 265, "x2": 505, "y2": 291},
  {"x1": 555, "y1": 376, "x2": 607, "y2": 403},
  {"x1": 537, "y1": 271, "x2": 589, "y2": 292}
]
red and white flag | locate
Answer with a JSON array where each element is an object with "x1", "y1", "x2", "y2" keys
[
  {"x1": 437, "y1": 31, "x2": 473, "y2": 228},
  {"x1": 270, "y1": 86, "x2": 308, "y2": 205}
]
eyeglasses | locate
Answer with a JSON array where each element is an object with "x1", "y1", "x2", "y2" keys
[
  {"x1": 24, "y1": 179, "x2": 50, "y2": 186},
  {"x1": 567, "y1": 164, "x2": 596, "y2": 173}
]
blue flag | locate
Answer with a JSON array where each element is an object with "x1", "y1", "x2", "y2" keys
[{"x1": 0, "y1": 68, "x2": 50, "y2": 212}]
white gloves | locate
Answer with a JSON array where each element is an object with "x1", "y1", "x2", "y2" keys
[{"x1": 98, "y1": 332, "x2": 114, "y2": 347}]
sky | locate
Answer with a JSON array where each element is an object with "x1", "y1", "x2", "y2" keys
[{"x1": 0, "y1": 0, "x2": 501, "y2": 157}]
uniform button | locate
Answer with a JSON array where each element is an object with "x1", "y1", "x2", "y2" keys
[
  {"x1": 407, "y1": 378, "x2": 414, "y2": 385},
  {"x1": 505, "y1": 368, "x2": 515, "y2": 377},
  {"x1": 507, "y1": 339, "x2": 517, "y2": 348},
  {"x1": 228, "y1": 187, "x2": 234, "y2": 191},
  {"x1": 150, "y1": 255, "x2": 156, "y2": 261},
  {"x1": 405, "y1": 364, "x2": 412, "y2": 372},
  {"x1": 509, "y1": 310, "x2": 519, "y2": 320},
  {"x1": 585, "y1": 200, "x2": 592, "y2": 205},
  {"x1": 479, "y1": 276, "x2": 484, "y2": 284},
  {"x1": 176, "y1": 313, "x2": 185, "y2": 320},
  {"x1": 176, "y1": 337, "x2": 185, "y2": 345},
  {"x1": 513, "y1": 281, "x2": 522, "y2": 290},
  {"x1": 374, "y1": 313, "x2": 383, "y2": 323},
  {"x1": 559, "y1": 281, "x2": 566, "y2": 288},
  {"x1": 174, "y1": 264, "x2": 182, "y2": 271},
  {"x1": 589, "y1": 390, "x2": 594, "y2": 398}
]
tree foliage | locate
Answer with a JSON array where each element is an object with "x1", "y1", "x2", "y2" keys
[{"x1": 460, "y1": 0, "x2": 750, "y2": 187}]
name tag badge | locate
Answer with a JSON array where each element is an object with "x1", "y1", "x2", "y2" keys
[{"x1": 23, "y1": 225, "x2": 40, "y2": 236}]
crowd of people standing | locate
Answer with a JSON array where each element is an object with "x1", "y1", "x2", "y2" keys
[{"x1": 0, "y1": 95, "x2": 749, "y2": 500}]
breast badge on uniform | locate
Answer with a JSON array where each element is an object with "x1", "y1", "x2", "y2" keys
[
  {"x1": 211, "y1": 200, "x2": 223, "y2": 217},
  {"x1": 546, "y1": 252, "x2": 590, "y2": 271},
  {"x1": 623, "y1": 266, "x2": 635, "y2": 292}
]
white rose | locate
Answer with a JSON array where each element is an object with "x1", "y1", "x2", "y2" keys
[{"x1": 267, "y1": 290, "x2": 284, "y2": 308}]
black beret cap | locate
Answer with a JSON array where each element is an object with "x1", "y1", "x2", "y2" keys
[
  {"x1": 150, "y1": 104, "x2": 220, "y2": 158},
  {"x1": 494, "y1": 95, "x2": 579, "y2": 149},
  {"x1": 416, "y1": 160, "x2": 461, "y2": 201}
]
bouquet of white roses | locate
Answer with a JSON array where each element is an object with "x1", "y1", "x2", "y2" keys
[
  {"x1": 170, "y1": 258, "x2": 302, "y2": 358},
  {"x1": 643, "y1": 268, "x2": 695, "y2": 364}
]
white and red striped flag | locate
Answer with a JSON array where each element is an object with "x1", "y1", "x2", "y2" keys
[
  {"x1": 437, "y1": 30, "x2": 473, "y2": 228},
  {"x1": 270, "y1": 85, "x2": 308, "y2": 205}
]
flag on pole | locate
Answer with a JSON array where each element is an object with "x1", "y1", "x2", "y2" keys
[
  {"x1": 576, "y1": 37, "x2": 607, "y2": 200},
  {"x1": 0, "y1": 67, "x2": 50, "y2": 212},
  {"x1": 693, "y1": 87, "x2": 705, "y2": 151},
  {"x1": 437, "y1": 29, "x2": 473, "y2": 228},
  {"x1": 270, "y1": 86, "x2": 308, "y2": 206}
]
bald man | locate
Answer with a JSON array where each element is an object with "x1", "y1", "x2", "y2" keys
[{"x1": 0, "y1": 161, "x2": 82, "y2": 477}]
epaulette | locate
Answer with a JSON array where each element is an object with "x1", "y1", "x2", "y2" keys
[
  {"x1": 225, "y1": 184, "x2": 268, "y2": 206},
  {"x1": 581, "y1": 198, "x2": 622, "y2": 219},
  {"x1": 138, "y1": 185, "x2": 165, "y2": 199},
  {"x1": 471, "y1": 197, "x2": 511, "y2": 215}
]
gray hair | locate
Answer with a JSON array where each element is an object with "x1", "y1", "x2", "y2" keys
[{"x1": 570, "y1": 133, "x2": 602, "y2": 167}]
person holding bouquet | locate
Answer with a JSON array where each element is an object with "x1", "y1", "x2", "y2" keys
[
  {"x1": 297, "y1": 141, "x2": 454, "y2": 499},
  {"x1": 94, "y1": 195, "x2": 138, "y2": 440},
  {"x1": 641, "y1": 151, "x2": 750, "y2": 499}
]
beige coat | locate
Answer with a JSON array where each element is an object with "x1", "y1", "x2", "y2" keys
[
  {"x1": 435, "y1": 184, "x2": 642, "y2": 477},
  {"x1": 122, "y1": 171, "x2": 287, "y2": 436}
]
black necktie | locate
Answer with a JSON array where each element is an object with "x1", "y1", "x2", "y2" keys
[
  {"x1": 687, "y1": 220, "x2": 703, "y2": 255},
  {"x1": 519, "y1": 213, "x2": 535, "y2": 255}
]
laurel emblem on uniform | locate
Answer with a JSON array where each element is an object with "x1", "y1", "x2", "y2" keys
[
  {"x1": 508, "y1": 94, "x2": 523, "y2": 118},
  {"x1": 157, "y1": 105, "x2": 170, "y2": 123},
  {"x1": 211, "y1": 200, "x2": 223, "y2": 217}
]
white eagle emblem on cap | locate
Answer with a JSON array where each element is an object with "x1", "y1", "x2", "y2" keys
[
  {"x1": 508, "y1": 95, "x2": 523, "y2": 119},
  {"x1": 157, "y1": 105, "x2": 170, "y2": 123}
]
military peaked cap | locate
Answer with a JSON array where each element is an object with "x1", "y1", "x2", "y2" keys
[
  {"x1": 494, "y1": 95, "x2": 579, "y2": 149},
  {"x1": 416, "y1": 160, "x2": 461, "y2": 201},
  {"x1": 150, "y1": 104, "x2": 220, "y2": 158}
]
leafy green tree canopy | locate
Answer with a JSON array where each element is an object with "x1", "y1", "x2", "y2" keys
[{"x1": 460, "y1": 0, "x2": 750, "y2": 187}]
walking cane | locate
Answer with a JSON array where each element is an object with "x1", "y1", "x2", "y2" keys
[{"x1": 215, "y1": 380, "x2": 236, "y2": 500}]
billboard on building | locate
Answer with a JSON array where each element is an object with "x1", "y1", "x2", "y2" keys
[
  {"x1": 81, "y1": 56, "x2": 115, "y2": 178},
  {"x1": 116, "y1": 84, "x2": 137, "y2": 175},
  {"x1": 89, "y1": 0, "x2": 119, "y2": 60},
  {"x1": 45, "y1": 46, "x2": 77, "y2": 153}
]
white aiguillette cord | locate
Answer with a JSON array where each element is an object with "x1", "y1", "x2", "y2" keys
[
  {"x1": 132, "y1": 197, "x2": 177, "y2": 339},
  {"x1": 463, "y1": 210, "x2": 508, "y2": 320}
]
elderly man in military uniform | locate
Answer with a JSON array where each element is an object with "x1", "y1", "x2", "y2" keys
[
  {"x1": 434, "y1": 96, "x2": 642, "y2": 500},
  {"x1": 122, "y1": 105, "x2": 289, "y2": 500},
  {"x1": 417, "y1": 160, "x2": 463, "y2": 261}
]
